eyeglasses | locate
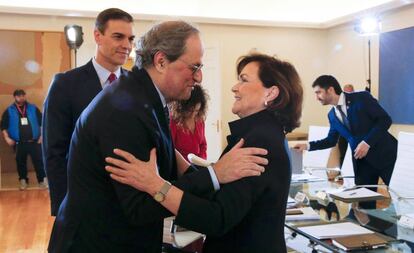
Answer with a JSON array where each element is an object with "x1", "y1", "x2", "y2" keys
[{"x1": 177, "y1": 58, "x2": 203, "y2": 75}]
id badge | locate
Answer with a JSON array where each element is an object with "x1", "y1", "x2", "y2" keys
[{"x1": 21, "y1": 117, "x2": 28, "y2": 125}]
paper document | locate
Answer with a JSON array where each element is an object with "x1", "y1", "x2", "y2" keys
[
  {"x1": 291, "y1": 173, "x2": 325, "y2": 183},
  {"x1": 285, "y1": 207, "x2": 320, "y2": 221},
  {"x1": 328, "y1": 187, "x2": 384, "y2": 202},
  {"x1": 298, "y1": 222, "x2": 374, "y2": 239}
]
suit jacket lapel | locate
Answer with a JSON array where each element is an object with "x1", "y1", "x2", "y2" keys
[{"x1": 84, "y1": 60, "x2": 103, "y2": 93}]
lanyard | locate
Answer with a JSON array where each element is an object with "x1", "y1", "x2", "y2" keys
[{"x1": 15, "y1": 103, "x2": 26, "y2": 117}]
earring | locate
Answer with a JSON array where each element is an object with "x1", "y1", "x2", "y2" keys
[{"x1": 264, "y1": 101, "x2": 268, "y2": 106}]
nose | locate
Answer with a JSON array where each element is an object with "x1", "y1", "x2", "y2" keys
[
  {"x1": 122, "y1": 38, "x2": 133, "y2": 51},
  {"x1": 193, "y1": 69, "x2": 202, "y2": 83},
  {"x1": 231, "y1": 82, "x2": 240, "y2": 93}
]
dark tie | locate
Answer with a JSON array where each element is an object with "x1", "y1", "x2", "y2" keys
[
  {"x1": 336, "y1": 105, "x2": 350, "y2": 130},
  {"x1": 163, "y1": 106, "x2": 170, "y2": 124},
  {"x1": 108, "y1": 73, "x2": 117, "y2": 84}
]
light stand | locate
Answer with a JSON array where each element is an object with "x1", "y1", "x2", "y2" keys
[
  {"x1": 367, "y1": 38, "x2": 371, "y2": 92},
  {"x1": 354, "y1": 17, "x2": 381, "y2": 93},
  {"x1": 64, "y1": 25, "x2": 84, "y2": 68}
]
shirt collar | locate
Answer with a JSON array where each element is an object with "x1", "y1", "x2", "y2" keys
[
  {"x1": 92, "y1": 57, "x2": 121, "y2": 87},
  {"x1": 153, "y1": 83, "x2": 167, "y2": 108},
  {"x1": 336, "y1": 92, "x2": 346, "y2": 107}
]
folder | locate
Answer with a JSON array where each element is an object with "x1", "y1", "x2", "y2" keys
[
  {"x1": 328, "y1": 187, "x2": 385, "y2": 203},
  {"x1": 332, "y1": 233, "x2": 392, "y2": 251}
]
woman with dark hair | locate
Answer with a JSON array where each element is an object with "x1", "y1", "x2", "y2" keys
[
  {"x1": 106, "y1": 53, "x2": 303, "y2": 253},
  {"x1": 170, "y1": 85, "x2": 209, "y2": 161}
]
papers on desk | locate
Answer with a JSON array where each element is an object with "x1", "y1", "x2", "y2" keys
[
  {"x1": 285, "y1": 207, "x2": 320, "y2": 221},
  {"x1": 328, "y1": 187, "x2": 384, "y2": 203},
  {"x1": 297, "y1": 222, "x2": 374, "y2": 239},
  {"x1": 398, "y1": 213, "x2": 414, "y2": 229},
  {"x1": 291, "y1": 173, "x2": 325, "y2": 183}
]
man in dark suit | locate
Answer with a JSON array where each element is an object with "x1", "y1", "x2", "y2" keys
[
  {"x1": 48, "y1": 20, "x2": 268, "y2": 253},
  {"x1": 295, "y1": 75, "x2": 397, "y2": 186},
  {"x1": 42, "y1": 8, "x2": 135, "y2": 215}
]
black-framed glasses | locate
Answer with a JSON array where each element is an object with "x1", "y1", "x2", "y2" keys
[{"x1": 177, "y1": 58, "x2": 203, "y2": 75}]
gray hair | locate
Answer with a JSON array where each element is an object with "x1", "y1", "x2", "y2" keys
[{"x1": 135, "y1": 20, "x2": 200, "y2": 69}]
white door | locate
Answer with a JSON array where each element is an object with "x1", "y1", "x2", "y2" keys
[{"x1": 202, "y1": 46, "x2": 222, "y2": 161}]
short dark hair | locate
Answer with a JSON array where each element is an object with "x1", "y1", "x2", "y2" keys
[
  {"x1": 95, "y1": 8, "x2": 133, "y2": 34},
  {"x1": 135, "y1": 20, "x2": 200, "y2": 69},
  {"x1": 13, "y1": 89, "x2": 26, "y2": 96},
  {"x1": 312, "y1": 75, "x2": 342, "y2": 95},
  {"x1": 170, "y1": 85, "x2": 209, "y2": 124},
  {"x1": 237, "y1": 53, "x2": 303, "y2": 133}
]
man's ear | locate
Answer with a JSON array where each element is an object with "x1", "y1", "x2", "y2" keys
[
  {"x1": 94, "y1": 29, "x2": 102, "y2": 45},
  {"x1": 153, "y1": 51, "x2": 167, "y2": 73}
]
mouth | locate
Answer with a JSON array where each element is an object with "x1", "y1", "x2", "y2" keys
[
  {"x1": 117, "y1": 51, "x2": 130, "y2": 57},
  {"x1": 234, "y1": 96, "x2": 241, "y2": 101}
]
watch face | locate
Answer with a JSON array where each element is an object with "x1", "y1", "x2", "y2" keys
[{"x1": 154, "y1": 192, "x2": 164, "y2": 202}]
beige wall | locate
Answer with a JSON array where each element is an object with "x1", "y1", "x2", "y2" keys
[{"x1": 1, "y1": 6, "x2": 413, "y2": 146}]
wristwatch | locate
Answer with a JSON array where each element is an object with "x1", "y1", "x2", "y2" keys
[{"x1": 153, "y1": 181, "x2": 172, "y2": 202}]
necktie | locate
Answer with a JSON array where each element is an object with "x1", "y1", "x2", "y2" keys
[
  {"x1": 163, "y1": 106, "x2": 170, "y2": 124},
  {"x1": 108, "y1": 73, "x2": 117, "y2": 84},
  {"x1": 336, "y1": 105, "x2": 351, "y2": 130}
]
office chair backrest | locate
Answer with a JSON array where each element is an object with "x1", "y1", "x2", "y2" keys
[
  {"x1": 389, "y1": 131, "x2": 414, "y2": 198},
  {"x1": 303, "y1": 126, "x2": 332, "y2": 170},
  {"x1": 341, "y1": 144, "x2": 355, "y2": 187}
]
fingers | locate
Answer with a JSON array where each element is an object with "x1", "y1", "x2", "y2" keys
[
  {"x1": 245, "y1": 155, "x2": 268, "y2": 166},
  {"x1": 113, "y1": 148, "x2": 136, "y2": 163},
  {"x1": 230, "y1": 138, "x2": 245, "y2": 150},
  {"x1": 149, "y1": 148, "x2": 157, "y2": 164},
  {"x1": 105, "y1": 165, "x2": 129, "y2": 177},
  {"x1": 109, "y1": 173, "x2": 129, "y2": 185},
  {"x1": 105, "y1": 156, "x2": 132, "y2": 169},
  {"x1": 239, "y1": 147, "x2": 268, "y2": 156}
]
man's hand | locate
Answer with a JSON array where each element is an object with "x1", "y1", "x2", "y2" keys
[
  {"x1": 213, "y1": 139, "x2": 268, "y2": 184},
  {"x1": 105, "y1": 148, "x2": 163, "y2": 194},
  {"x1": 5, "y1": 136, "x2": 15, "y2": 146},
  {"x1": 354, "y1": 141, "x2": 370, "y2": 159},
  {"x1": 37, "y1": 136, "x2": 42, "y2": 144},
  {"x1": 293, "y1": 143, "x2": 308, "y2": 152}
]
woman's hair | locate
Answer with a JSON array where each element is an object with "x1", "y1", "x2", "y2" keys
[
  {"x1": 170, "y1": 85, "x2": 209, "y2": 126},
  {"x1": 236, "y1": 53, "x2": 303, "y2": 133}
]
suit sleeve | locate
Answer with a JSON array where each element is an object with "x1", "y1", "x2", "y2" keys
[
  {"x1": 99, "y1": 108, "x2": 214, "y2": 226},
  {"x1": 42, "y1": 74, "x2": 73, "y2": 216},
  {"x1": 174, "y1": 134, "x2": 287, "y2": 236},
  {"x1": 361, "y1": 93, "x2": 392, "y2": 147},
  {"x1": 309, "y1": 114, "x2": 340, "y2": 151}
]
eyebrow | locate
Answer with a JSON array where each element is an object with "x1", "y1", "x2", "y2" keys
[{"x1": 112, "y1": 32, "x2": 135, "y2": 39}]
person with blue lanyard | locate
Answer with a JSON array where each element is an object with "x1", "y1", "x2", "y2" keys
[{"x1": 1, "y1": 89, "x2": 46, "y2": 190}]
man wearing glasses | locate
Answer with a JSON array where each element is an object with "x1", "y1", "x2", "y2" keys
[{"x1": 48, "y1": 20, "x2": 267, "y2": 253}]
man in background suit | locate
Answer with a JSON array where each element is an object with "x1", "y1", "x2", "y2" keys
[
  {"x1": 295, "y1": 75, "x2": 397, "y2": 187},
  {"x1": 42, "y1": 8, "x2": 135, "y2": 215},
  {"x1": 48, "y1": 20, "x2": 268, "y2": 253}
]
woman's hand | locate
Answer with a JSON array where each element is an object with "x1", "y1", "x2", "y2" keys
[{"x1": 105, "y1": 148, "x2": 163, "y2": 194}]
